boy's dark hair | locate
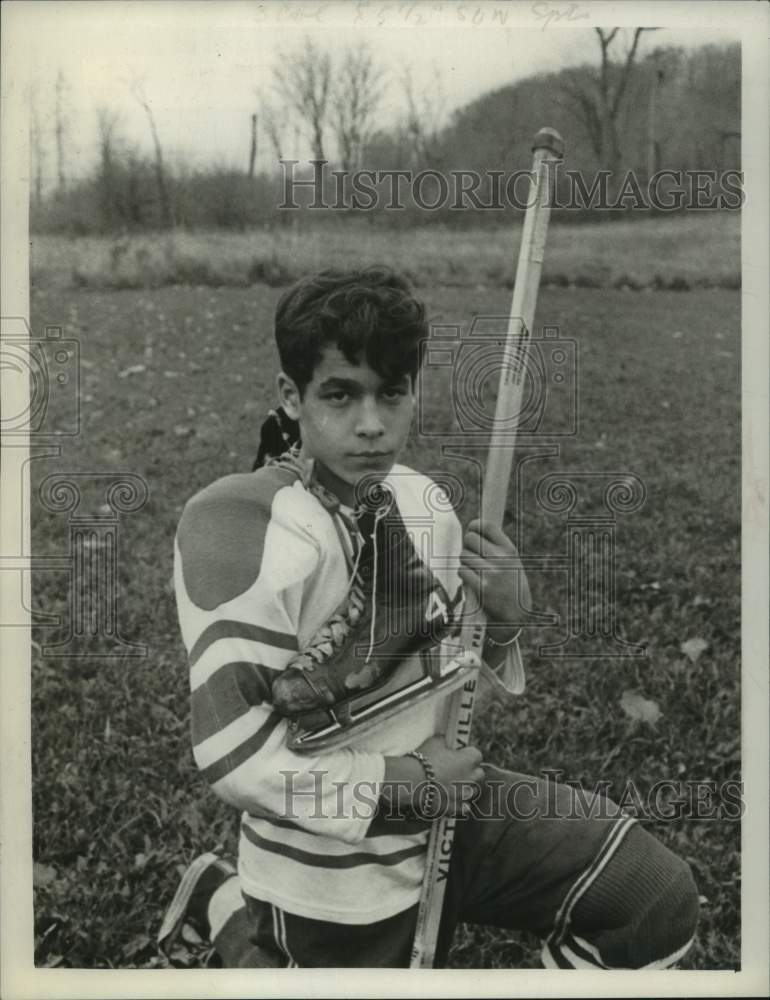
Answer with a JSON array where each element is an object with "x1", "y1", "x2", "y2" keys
[{"x1": 274, "y1": 266, "x2": 427, "y2": 395}]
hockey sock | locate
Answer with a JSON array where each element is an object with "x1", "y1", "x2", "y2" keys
[{"x1": 545, "y1": 822, "x2": 700, "y2": 969}]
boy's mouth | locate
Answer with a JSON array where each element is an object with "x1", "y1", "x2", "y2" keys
[{"x1": 348, "y1": 451, "x2": 394, "y2": 465}]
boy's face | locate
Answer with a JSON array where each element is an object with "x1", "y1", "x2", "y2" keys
[{"x1": 277, "y1": 346, "x2": 415, "y2": 498}]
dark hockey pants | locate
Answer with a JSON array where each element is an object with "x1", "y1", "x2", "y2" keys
[{"x1": 213, "y1": 766, "x2": 700, "y2": 968}]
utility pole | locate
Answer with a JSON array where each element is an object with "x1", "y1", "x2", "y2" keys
[{"x1": 647, "y1": 55, "x2": 664, "y2": 180}]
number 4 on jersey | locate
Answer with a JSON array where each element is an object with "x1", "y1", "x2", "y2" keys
[{"x1": 425, "y1": 589, "x2": 449, "y2": 625}]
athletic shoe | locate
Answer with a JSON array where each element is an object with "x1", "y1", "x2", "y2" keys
[{"x1": 158, "y1": 852, "x2": 236, "y2": 956}]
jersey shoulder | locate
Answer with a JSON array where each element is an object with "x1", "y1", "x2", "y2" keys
[
  {"x1": 386, "y1": 463, "x2": 461, "y2": 527},
  {"x1": 177, "y1": 465, "x2": 317, "y2": 610}
]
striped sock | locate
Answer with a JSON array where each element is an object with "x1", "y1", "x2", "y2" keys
[{"x1": 545, "y1": 822, "x2": 700, "y2": 969}]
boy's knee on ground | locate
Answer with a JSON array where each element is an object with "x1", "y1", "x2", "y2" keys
[{"x1": 570, "y1": 823, "x2": 700, "y2": 968}]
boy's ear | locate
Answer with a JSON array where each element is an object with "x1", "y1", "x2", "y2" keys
[{"x1": 276, "y1": 372, "x2": 301, "y2": 421}]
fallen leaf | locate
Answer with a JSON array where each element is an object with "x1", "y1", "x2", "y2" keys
[
  {"x1": 620, "y1": 689, "x2": 662, "y2": 725},
  {"x1": 680, "y1": 637, "x2": 709, "y2": 663},
  {"x1": 118, "y1": 364, "x2": 147, "y2": 378},
  {"x1": 33, "y1": 862, "x2": 58, "y2": 887},
  {"x1": 122, "y1": 933, "x2": 151, "y2": 959}
]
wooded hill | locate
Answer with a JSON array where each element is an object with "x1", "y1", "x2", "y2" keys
[
  {"x1": 32, "y1": 41, "x2": 740, "y2": 234},
  {"x1": 435, "y1": 42, "x2": 739, "y2": 177}
]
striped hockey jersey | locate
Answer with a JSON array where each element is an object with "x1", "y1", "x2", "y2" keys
[{"x1": 174, "y1": 459, "x2": 466, "y2": 924}]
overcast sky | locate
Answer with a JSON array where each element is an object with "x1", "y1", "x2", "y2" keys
[{"x1": 16, "y1": 0, "x2": 743, "y2": 182}]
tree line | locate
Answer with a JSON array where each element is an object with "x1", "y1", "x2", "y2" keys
[{"x1": 31, "y1": 33, "x2": 740, "y2": 235}]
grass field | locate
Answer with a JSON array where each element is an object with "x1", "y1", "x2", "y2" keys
[
  {"x1": 31, "y1": 212, "x2": 740, "y2": 294},
  {"x1": 29, "y1": 258, "x2": 740, "y2": 968}
]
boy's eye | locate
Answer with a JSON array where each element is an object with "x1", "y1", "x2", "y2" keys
[
  {"x1": 382, "y1": 386, "x2": 408, "y2": 401},
  {"x1": 325, "y1": 390, "x2": 350, "y2": 403}
]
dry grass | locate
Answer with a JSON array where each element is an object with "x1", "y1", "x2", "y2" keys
[{"x1": 30, "y1": 213, "x2": 740, "y2": 293}]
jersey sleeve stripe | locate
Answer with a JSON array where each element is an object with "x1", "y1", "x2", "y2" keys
[
  {"x1": 195, "y1": 703, "x2": 279, "y2": 762},
  {"x1": 188, "y1": 620, "x2": 297, "y2": 667},
  {"x1": 199, "y1": 710, "x2": 284, "y2": 784},
  {"x1": 191, "y1": 661, "x2": 280, "y2": 745},
  {"x1": 190, "y1": 639, "x2": 292, "y2": 691},
  {"x1": 254, "y1": 812, "x2": 430, "y2": 841},
  {"x1": 241, "y1": 823, "x2": 427, "y2": 869}
]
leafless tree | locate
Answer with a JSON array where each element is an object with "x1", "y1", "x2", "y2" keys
[
  {"x1": 561, "y1": 27, "x2": 656, "y2": 172},
  {"x1": 30, "y1": 83, "x2": 45, "y2": 208},
  {"x1": 97, "y1": 108, "x2": 120, "y2": 160},
  {"x1": 130, "y1": 78, "x2": 174, "y2": 227},
  {"x1": 248, "y1": 113, "x2": 258, "y2": 178},
  {"x1": 96, "y1": 107, "x2": 121, "y2": 226},
  {"x1": 54, "y1": 69, "x2": 68, "y2": 192},
  {"x1": 260, "y1": 98, "x2": 286, "y2": 164},
  {"x1": 400, "y1": 64, "x2": 446, "y2": 168},
  {"x1": 331, "y1": 44, "x2": 385, "y2": 171},
  {"x1": 272, "y1": 38, "x2": 332, "y2": 161}
]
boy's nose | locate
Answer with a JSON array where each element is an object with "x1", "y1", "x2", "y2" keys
[{"x1": 355, "y1": 398, "x2": 386, "y2": 437}]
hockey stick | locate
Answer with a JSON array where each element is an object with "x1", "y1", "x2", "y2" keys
[{"x1": 410, "y1": 126, "x2": 565, "y2": 969}]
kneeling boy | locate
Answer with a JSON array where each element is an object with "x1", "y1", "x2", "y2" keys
[{"x1": 162, "y1": 267, "x2": 699, "y2": 969}]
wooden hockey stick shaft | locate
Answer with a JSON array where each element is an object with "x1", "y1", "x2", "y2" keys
[{"x1": 410, "y1": 127, "x2": 565, "y2": 969}]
